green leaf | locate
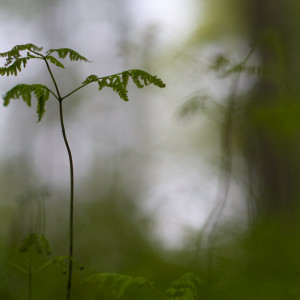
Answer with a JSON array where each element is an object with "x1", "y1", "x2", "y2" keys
[
  {"x1": 46, "y1": 48, "x2": 90, "y2": 62},
  {"x1": 85, "y1": 273, "x2": 150, "y2": 298},
  {"x1": 129, "y1": 69, "x2": 166, "y2": 89},
  {"x1": 0, "y1": 43, "x2": 42, "y2": 62},
  {"x1": 3, "y1": 84, "x2": 50, "y2": 121},
  {"x1": 85, "y1": 69, "x2": 166, "y2": 102},
  {"x1": 46, "y1": 55, "x2": 65, "y2": 69},
  {"x1": 100, "y1": 75, "x2": 128, "y2": 101},
  {"x1": 121, "y1": 71, "x2": 129, "y2": 87},
  {"x1": 0, "y1": 57, "x2": 31, "y2": 76},
  {"x1": 82, "y1": 74, "x2": 98, "y2": 84},
  {"x1": 12, "y1": 43, "x2": 43, "y2": 53},
  {"x1": 0, "y1": 43, "x2": 42, "y2": 76}
]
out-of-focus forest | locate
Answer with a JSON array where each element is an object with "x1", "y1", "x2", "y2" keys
[{"x1": 1, "y1": 0, "x2": 300, "y2": 299}]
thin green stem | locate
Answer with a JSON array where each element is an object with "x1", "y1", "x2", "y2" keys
[
  {"x1": 61, "y1": 69, "x2": 138, "y2": 101},
  {"x1": 33, "y1": 260, "x2": 52, "y2": 274},
  {"x1": 48, "y1": 88, "x2": 59, "y2": 100},
  {"x1": 8, "y1": 261, "x2": 28, "y2": 274},
  {"x1": 29, "y1": 50, "x2": 45, "y2": 59},
  {"x1": 59, "y1": 99, "x2": 74, "y2": 300},
  {"x1": 44, "y1": 58, "x2": 74, "y2": 300},
  {"x1": 44, "y1": 58, "x2": 62, "y2": 99},
  {"x1": 61, "y1": 82, "x2": 91, "y2": 100}
]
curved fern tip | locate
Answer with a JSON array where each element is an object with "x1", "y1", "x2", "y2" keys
[{"x1": 46, "y1": 48, "x2": 90, "y2": 62}]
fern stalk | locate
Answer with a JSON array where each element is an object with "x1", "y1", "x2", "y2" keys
[
  {"x1": 1, "y1": 43, "x2": 166, "y2": 300},
  {"x1": 42, "y1": 57, "x2": 74, "y2": 299},
  {"x1": 58, "y1": 99, "x2": 74, "y2": 300},
  {"x1": 44, "y1": 60, "x2": 74, "y2": 300},
  {"x1": 44, "y1": 58, "x2": 61, "y2": 99}
]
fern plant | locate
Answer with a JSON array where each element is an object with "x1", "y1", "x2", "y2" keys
[
  {"x1": 85, "y1": 272, "x2": 203, "y2": 300},
  {"x1": 7, "y1": 233, "x2": 84, "y2": 300},
  {"x1": 7, "y1": 233, "x2": 51, "y2": 300},
  {"x1": 85, "y1": 273, "x2": 152, "y2": 298},
  {"x1": 0, "y1": 43, "x2": 166, "y2": 300}
]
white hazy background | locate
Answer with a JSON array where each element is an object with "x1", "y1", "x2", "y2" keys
[{"x1": 0, "y1": 0, "x2": 248, "y2": 248}]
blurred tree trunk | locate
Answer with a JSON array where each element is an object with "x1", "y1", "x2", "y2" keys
[{"x1": 243, "y1": 0, "x2": 300, "y2": 220}]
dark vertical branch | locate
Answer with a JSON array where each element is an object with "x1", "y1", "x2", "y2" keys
[{"x1": 244, "y1": 0, "x2": 300, "y2": 219}]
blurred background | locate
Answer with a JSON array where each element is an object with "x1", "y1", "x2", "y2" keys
[{"x1": 1, "y1": 0, "x2": 300, "y2": 299}]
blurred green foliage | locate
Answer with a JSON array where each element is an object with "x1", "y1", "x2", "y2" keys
[{"x1": 2, "y1": 0, "x2": 300, "y2": 299}]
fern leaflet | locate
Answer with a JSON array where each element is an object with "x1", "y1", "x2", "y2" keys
[
  {"x1": 0, "y1": 43, "x2": 43, "y2": 76},
  {"x1": 85, "y1": 273, "x2": 150, "y2": 298},
  {"x1": 46, "y1": 48, "x2": 90, "y2": 62},
  {"x1": 46, "y1": 55, "x2": 65, "y2": 69},
  {"x1": 0, "y1": 43, "x2": 42, "y2": 65},
  {"x1": 82, "y1": 69, "x2": 166, "y2": 102},
  {"x1": 3, "y1": 84, "x2": 51, "y2": 121},
  {"x1": 81, "y1": 74, "x2": 98, "y2": 84},
  {"x1": 0, "y1": 57, "x2": 32, "y2": 76}
]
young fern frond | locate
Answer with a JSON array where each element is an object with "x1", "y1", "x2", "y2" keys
[
  {"x1": 19, "y1": 233, "x2": 51, "y2": 256},
  {"x1": 0, "y1": 57, "x2": 31, "y2": 76},
  {"x1": 129, "y1": 69, "x2": 165, "y2": 88},
  {"x1": 0, "y1": 43, "x2": 43, "y2": 76},
  {"x1": 1, "y1": 43, "x2": 166, "y2": 300},
  {"x1": 129, "y1": 69, "x2": 166, "y2": 88},
  {"x1": 3, "y1": 84, "x2": 51, "y2": 121},
  {"x1": 46, "y1": 48, "x2": 90, "y2": 62},
  {"x1": 97, "y1": 76, "x2": 129, "y2": 101},
  {"x1": 82, "y1": 69, "x2": 166, "y2": 102},
  {"x1": 0, "y1": 43, "x2": 43, "y2": 65}
]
